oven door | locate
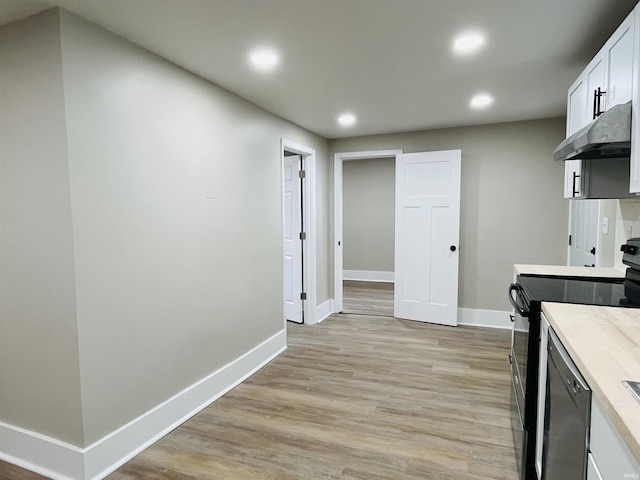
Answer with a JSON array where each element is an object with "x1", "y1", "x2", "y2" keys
[
  {"x1": 510, "y1": 351, "x2": 527, "y2": 480},
  {"x1": 509, "y1": 283, "x2": 530, "y2": 395},
  {"x1": 509, "y1": 283, "x2": 531, "y2": 480}
]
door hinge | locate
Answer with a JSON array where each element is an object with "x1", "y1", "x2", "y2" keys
[
  {"x1": 568, "y1": 234, "x2": 572, "y2": 246},
  {"x1": 299, "y1": 232, "x2": 306, "y2": 240},
  {"x1": 300, "y1": 292, "x2": 307, "y2": 300},
  {"x1": 299, "y1": 170, "x2": 306, "y2": 179}
]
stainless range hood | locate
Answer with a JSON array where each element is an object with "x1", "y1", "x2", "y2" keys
[{"x1": 553, "y1": 101, "x2": 631, "y2": 162}]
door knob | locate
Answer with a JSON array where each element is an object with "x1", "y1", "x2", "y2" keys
[{"x1": 450, "y1": 245, "x2": 457, "y2": 252}]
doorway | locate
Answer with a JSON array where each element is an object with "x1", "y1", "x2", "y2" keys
[
  {"x1": 341, "y1": 156, "x2": 396, "y2": 317},
  {"x1": 282, "y1": 139, "x2": 317, "y2": 325},
  {"x1": 334, "y1": 149, "x2": 402, "y2": 314},
  {"x1": 334, "y1": 149, "x2": 461, "y2": 326}
]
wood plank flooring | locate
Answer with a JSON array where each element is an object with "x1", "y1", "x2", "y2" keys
[
  {"x1": 342, "y1": 280, "x2": 393, "y2": 317},
  {"x1": 0, "y1": 314, "x2": 517, "y2": 480}
]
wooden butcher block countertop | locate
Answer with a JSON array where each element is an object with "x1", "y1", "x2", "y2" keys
[
  {"x1": 541, "y1": 302, "x2": 640, "y2": 465},
  {"x1": 514, "y1": 264, "x2": 625, "y2": 278}
]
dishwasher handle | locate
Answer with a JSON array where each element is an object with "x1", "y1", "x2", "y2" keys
[{"x1": 548, "y1": 328, "x2": 591, "y2": 395}]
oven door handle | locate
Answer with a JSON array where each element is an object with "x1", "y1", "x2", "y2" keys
[{"x1": 508, "y1": 283, "x2": 530, "y2": 317}]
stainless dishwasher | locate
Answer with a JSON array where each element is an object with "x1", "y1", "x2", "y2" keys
[{"x1": 542, "y1": 328, "x2": 591, "y2": 480}]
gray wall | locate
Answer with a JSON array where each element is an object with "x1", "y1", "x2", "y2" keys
[
  {"x1": 331, "y1": 118, "x2": 569, "y2": 311},
  {"x1": 0, "y1": 9, "x2": 84, "y2": 445},
  {"x1": 0, "y1": 9, "x2": 329, "y2": 447},
  {"x1": 343, "y1": 158, "x2": 395, "y2": 272}
]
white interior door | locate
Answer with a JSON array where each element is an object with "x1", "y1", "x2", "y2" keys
[
  {"x1": 283, "y1": 155, "x2": 303, "y2": 323},
  {"x1": 569, "y1": 199, "x2": 599, "y2": 267},
  {"x1": 394, "y1": 150, "x2": 461, "y2": 326}
]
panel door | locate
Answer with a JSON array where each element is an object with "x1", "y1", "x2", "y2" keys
[
  {"x1": 283, "y1": 155, "x2": 303, "y2": 323},
  {"x1": 394, "y1": 150, "x2": 461, "y2": 326},
  {"x1": 568, "y1": 199, "x2": 599, "y2": 267}
]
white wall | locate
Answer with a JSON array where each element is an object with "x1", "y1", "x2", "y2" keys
[
  {"x1": 343, "y1": 157, "x2": 395, "y2": 273},
  {"x1": 330, "y1": 118, "x2": 569, "y2": 311}
]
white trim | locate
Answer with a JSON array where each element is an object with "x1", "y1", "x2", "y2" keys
[
  {"x1": 343, "y1": 270, "x2": 394, "y2": 283},
  {"x1": 0, "y1": 426, "x2": 83, "y2": 480},
  {"x1": 457, "y1": 308, "x2": 512, "y2": 330},
  {"x1": 282, "y1": 139, "x2": 317, "y2": 325},
  {"x1": 0, "y1": 330, "x2": 286, "y2": 480},
  {"x1": 315, "y1": 299, "x2": 334, "y2": 324},
  {"x1": 333, "y1": 150, "x2": 403, "y2": 314}
]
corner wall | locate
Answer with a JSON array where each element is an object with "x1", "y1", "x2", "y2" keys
[{"x1": 0, "y1": 9, "x2": 84, "y2": 447}]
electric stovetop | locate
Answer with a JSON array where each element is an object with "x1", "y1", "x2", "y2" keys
[{"x1": 517, "y1": 274, "x2": 640, "y2": 308}]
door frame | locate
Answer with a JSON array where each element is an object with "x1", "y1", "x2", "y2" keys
[
  {"x1": 282, "y1": 139, "x2": 317, "y2": 325},
  {"x1": 333, "y1": 149, "x2": 403, "y2": 313}
]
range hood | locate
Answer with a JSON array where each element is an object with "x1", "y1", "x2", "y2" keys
[{"x1": 553, "y1": 101, "x2": 631, "y2": 162}]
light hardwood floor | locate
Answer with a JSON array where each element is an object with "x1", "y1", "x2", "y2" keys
[
  {"x1": 342, "y1": 280, "x2": 394, "y2": 317},
  {"x1": 0, "y1": 314, "x2": 517, "y2": 480}
]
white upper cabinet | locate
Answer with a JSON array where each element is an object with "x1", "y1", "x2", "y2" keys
[
  {"x1": 631, "y1": 7, "x2": 640, "y2": 193},
  {"x1": 565, "y1": 77, "x2": 587, "y2": 197},
  {"x1": 606, "y1": 13, "x2": 635, "y2": 109},
  {"x1": 564, "y1": 8, "x2": 635, "y2": 198},
  {"x1": 586, "y1": 55, "x2": 607, "y2": 121}
]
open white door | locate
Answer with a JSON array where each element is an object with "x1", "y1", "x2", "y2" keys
[
  {"x1": 394, "y1": 150, "x2": 461, "y2": 326},
  {"x1": 568, "y1": 199, "x2": 599, "y2": 267},
  {"x1": 283, "y1": 155, "x2": 303, "y2": 323}
]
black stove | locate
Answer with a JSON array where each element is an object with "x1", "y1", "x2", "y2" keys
[
  {"x1": 508, "y1": 238, "x2": 640, "y2": 480},
  {"x1": 516, "y1": 275, "x2": 640, "y2": 309}
]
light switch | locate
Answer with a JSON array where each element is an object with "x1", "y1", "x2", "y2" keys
[{"x1": 601, "y1": 217, "x2": 608, "y2": 235}]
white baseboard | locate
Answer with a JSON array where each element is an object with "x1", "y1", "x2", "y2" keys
[
  {"x1": 0, "y1": 329, "x2": 287, "y2": 480},
  {"x1": 315, "y1": 299, "x2": 334, "y2": 324},
  {"x1": 458, "y1": 308, "x2": 512, "y2": 330},
  {"x1": 343, "y1": 270, "x2": 394, "y2": 283}
]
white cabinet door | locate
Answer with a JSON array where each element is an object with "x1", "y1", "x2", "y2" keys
[
  {"x1": 564, "y1": 76, "x2": 587, "y2": 198},
  {"x1": 631, "y1": 6, "x2": 640, "y2": 193},
  {"x1": 587, "y1": 453, "x2": 604, "y2": 480},
  {"x1": 586, "y1": 54, "x2": 607, "y2": 122},
  {"x1": 590, "y1": 396, "x2": 640, "y2": 480},
  {"x1": 606, "y1": 13, "x2": 635, "y2": 109}
]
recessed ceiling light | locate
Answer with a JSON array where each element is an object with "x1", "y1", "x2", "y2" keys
[
  {"x1": 453, "y1": 32, "x2": 486, "y2": 55},
  {"x1": 338, "y1": 113, "x2": 356, "y2": 127},
  {"x1": 249, "y1": 47, "x2": 280, "y2": 72},
  {"x1": 470, "y1": 93, "x2": 494, "y2": 109}
]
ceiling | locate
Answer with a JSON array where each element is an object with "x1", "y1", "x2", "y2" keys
[{"x1": 1, "y1": 0, "x2": 638, "y2": 139}]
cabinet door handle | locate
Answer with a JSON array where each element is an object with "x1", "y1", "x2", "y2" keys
[
  {"x1": 572, "y1": 171, "x2": 581, "y2": 197},
  {"x1": 594, "y1": 87, "x2": 606, "y2": 118}
]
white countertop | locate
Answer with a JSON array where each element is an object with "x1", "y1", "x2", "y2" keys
[
  {"x1": 542, "y1": 302, "x2": 640, "y2": 465},
  {"x1": 514, "y1": 264, "x2": 625, "y2": 278}
]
